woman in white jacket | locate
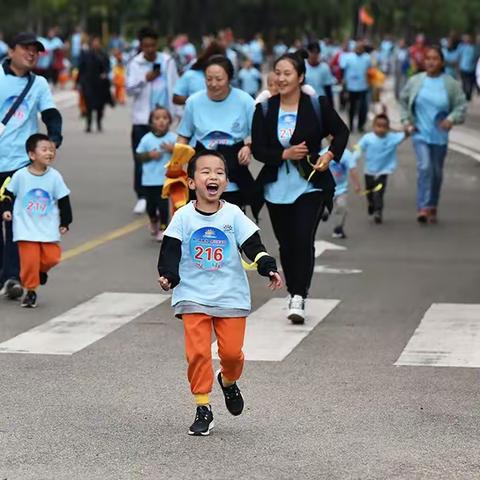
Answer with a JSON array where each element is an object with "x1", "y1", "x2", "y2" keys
[{"x1": 126, "y1": 27, "x2": 179, "y2": 215}]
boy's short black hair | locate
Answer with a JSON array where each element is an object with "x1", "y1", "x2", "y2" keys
[
  {"x1": 137, "y1": 27, "x2": 158, "y2": 42},
  {"x1": 373, "y1": 113, "x2": 390, "y2": 125},
  {"x1": 25, "y1": 133, "x2": 52, "y2": 153},
  {"x1": 187, "y1": 150, "x2": 229, "y2": 179}
]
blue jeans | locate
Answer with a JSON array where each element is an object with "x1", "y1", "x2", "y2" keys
[{"x1": 412, "y1": 138, "x2": 448, "y2": 210}]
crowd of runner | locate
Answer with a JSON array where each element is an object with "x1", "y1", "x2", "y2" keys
[{"x1": 0, "y1": 25, "x2": 475, "y2": 435}]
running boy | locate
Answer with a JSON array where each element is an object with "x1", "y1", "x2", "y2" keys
[
  {"x1": 323, "y1": 145, "x2": 361, "y2": 238},
  {"x1": 157, "y1": 150, "x2": 283, "y2": 436},
  {"x1": 352, "y1": 113, "x2": 407, "y2": 224},
  {"x1": 136, "y1": 106, "x2": 176, "y2": 241},
  {"x1": 1, "y1": 134, "x2": 72, "y2": 308}
]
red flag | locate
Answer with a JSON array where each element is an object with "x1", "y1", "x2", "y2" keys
[{"x1": 359, "y1": 6, "x2": 374, "y2": 26}]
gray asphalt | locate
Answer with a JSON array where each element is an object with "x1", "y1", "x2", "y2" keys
[{"x1": 1, "y1": 94, "x2": 480, "y2": 480}]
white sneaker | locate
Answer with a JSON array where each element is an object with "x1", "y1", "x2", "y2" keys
[
  {"x1": 288, "y1": 295, "x2": 305, "y2": 324},
  {"x1": 133, "y1": 198, "x2": 147, "y2": 215}
]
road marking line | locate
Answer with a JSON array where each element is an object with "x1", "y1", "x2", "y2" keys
[
  {"x1": 449, "y1": 142, "x2": 480, "y2": 163},
  {"x1": 395, "y1": 303, "x2": 480, "y2": 368},
  {"x1": 0, "y1": 292, "x2": 168, "y2": 355},
  {"x1": 61, "y1": 218, "x2": 148, "y2": 262},
  {"x1": 314, "y1": 240, "x2": 346, "y2": 257},
  {"x1": 212, "y1": 298, "x2": 340, "y2": 362},
  {"x1": 314, "y1": 265, "x2": 362, "y2": 274}
]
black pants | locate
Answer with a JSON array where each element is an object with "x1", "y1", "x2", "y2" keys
[
  {"x1": 348, "y1": 90, "x2": 368, "y2": 132},
  {"x1": 0, "y1": 170, "x2": 20, "y2": 285},
  {"x1": 267, "y1": 191, "x2": 325, "y2": 298},
  {"x1": 131, "y1": 125, "x2": 150, "y2": 199},
  {"x1": 460, "y1": 70, "x2": 476, "y2": 101},
  {"x1": 86, "y1": 107, "x2": 104, "y2": 132},
  {"x1": 144, "y1": 186, "x2": 169, "y2": 227},
  {"x1": 365, "y1": 174, "x2": 388, "y2": 212}
]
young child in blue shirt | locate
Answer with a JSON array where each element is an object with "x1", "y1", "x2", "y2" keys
[
  {"x1": 136, "y1": 106, "x2": 176, "y2": 241},
  {"x1": 157, "y1": 150, "x2": 283, "y2": 436},
  {"x1": 1, "y1": 134, "x2": 72, "y2": 308},
  {"x1": 238, "y1": 58, "x2": 262, "y2": 97},
  {"x1": 353, "y1": 114, "x2": 408, "y2": 223},
  {"x1": 323, "y1": 146, "x2": 361, "y2": 238}
]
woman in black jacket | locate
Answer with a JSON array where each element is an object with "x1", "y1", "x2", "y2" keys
[{"x1": 251, "y1": 50, "x2": 349, "y2": 324}]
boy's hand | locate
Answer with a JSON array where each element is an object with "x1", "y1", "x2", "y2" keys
[
  {"x1": 161, "y1": 142, "x2": 175, "y2": 153},
  {"x1": 2, "y1": 211, "x2": 12, "y2": 221},
  {"x1": 158, "y1": 276, "x2": 172, "y2": 291},
  {"x1": 149, "y1": 149, "x2": 162, "y2": 159},
  {"x1": 59, "y1": 226, "x2": 68, "y2": 235},
  {"x1": 268, "y1": 272, "x2": 283, "y2": 290}
]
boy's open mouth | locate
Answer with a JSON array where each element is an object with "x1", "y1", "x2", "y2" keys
[{"x1": 206, "y1": 183, "x2": 219, "y2": 195}]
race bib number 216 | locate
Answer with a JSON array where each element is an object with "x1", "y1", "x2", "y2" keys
[{"x1": 189, "y1": 227, "x2": 230, "y2": 271}]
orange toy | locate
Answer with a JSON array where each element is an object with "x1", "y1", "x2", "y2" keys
[
  {"x1": 162, "y1": 143, "x2": 196, "y2": 212},
  {"x1": 112, "y1": 64, "x2": 126, "y2": 104}
]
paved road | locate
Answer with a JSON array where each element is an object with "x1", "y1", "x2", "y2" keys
[{"x1": 1, "y1": 91, "x2": 480, "y2": 480}]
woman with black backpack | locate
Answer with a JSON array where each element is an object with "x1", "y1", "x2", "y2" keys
[{"x1": 251, "y1": 51, "x2": 349, "y2": 324}]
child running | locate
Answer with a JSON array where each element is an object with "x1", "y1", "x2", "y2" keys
[
  {"x1": 157, "y1": 150, "x2": 283, "y2": 436},
  {"x1": 353, "y1": 113, "x2": 408, "y2": 224},
  {"x1": 0, "y1": 134, "x2": 72, "y2": 308},
  {"x1": 135, "y1": 106, "x2": 176, "y2": 241},
  {"x1": 322, "y1": 145, "x2": 361, "y2": 238}
]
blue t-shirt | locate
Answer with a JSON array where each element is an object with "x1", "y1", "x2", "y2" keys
[
  {"x1": 238, "y1": 68, "x2": 262, "y2": 96},
  {"x1": 0, "y1": 69, "x2": 56, "y2": 173},
  {"x1": 164, "y1": 201, "x2": 259, "y2": 312},
  {"x1": 459, "y1": 43, "x2": 476, "y2": 72},
  {"x1": 136, "y1": 131, "x2": 176, "y2": 187},
  {"x1": 340, "y1": 52, "x2": 371, "y2": 92},
  {"x1": 354, "y1": 131, "x2": 405, "y2": 175},
  {"x1": 8, "y1": 166, "x2": 70, "y2": 243},
  {"x1": 325, "y1": 148, "x2": 356, "y2": 197},
  {"x1": 149, "y1": 53, "x2": 170, "y2": 110},
  {"x1": 264, "y1": 109, "x2": 319, "y2": 204},
  {"x1": 443, "y1": 47, "x2": 460, "y2": 78},
  {"x1": 249, "y1": 40, "x2": 264, "y2": 65},
  {"x1": 178, "y1": 88, "x2": 254, "y2": 193},
  {"x1": 413, "y1": 76, "x2": 449, "y2": 146},
  {"x1": 173, "y1": 69, "x2": 205, "y2": 98},
  {"x1": 305, "y1": 62, "x2": 335, "y2": 96}
]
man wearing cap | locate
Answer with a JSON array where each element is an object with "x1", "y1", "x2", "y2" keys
[{"x1": 0, "y1": 32, "x2": 63, "y2": 300}]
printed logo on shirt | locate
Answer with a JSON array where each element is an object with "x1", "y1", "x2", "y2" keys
[
  {"x1": 0, "y1": 96, "x2": 30, "y2": 126},
  {"x1": 23, "y1": 189, "x2": 52, "y2": 217},
  {"x1": 189, "y1": 226, "x2": 230, "y2": 271},
  {"x1": 231, "y1": 120, "x2": 242, "y2": 133},
  {"x1": 278, "y1": 113, "x2": 296, "y2": 142},
  {"x1": 202, "y1": 131, "x2": 235, "y2": 149},
  {"x1": 223, "y1": 224, "x2": 233, "y2": 232}
]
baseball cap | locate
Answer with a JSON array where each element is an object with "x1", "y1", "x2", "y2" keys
[{"x1": 9, "y1": 32, "x2": 45, "y2": 52}]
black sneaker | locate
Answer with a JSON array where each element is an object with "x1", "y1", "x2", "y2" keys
[
  {"x1": 21, "y1": 290, "x2": 37, "y2": 308},
  {"x1": 332, "y1": 226, "x2": 346, "y2": 239},
  {"x1": 4, "y1": 279, "x2": 24, "y2": 300},
  {"x1": 188, "y1": 405, "x2": 214, "y2": 436},
  {"x1": 40, "y1": 272, "x2": 48, "y2": 285},
  {"x1": 374, "y1": 211, "x2": 383, "y2": 224},
  {"x1": 216, "y1": 370, "x2": 244, "y2": 416}
]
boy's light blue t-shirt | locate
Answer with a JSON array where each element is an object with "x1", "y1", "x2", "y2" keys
[
  {"x1": 264, "y1": 109, "x2": 319, "y2": 205},
  {"x1": 354, "y1": 131, "x2": 405, "y2": 175},
  {"x1": 238, "y1": 68, "x2": 262, "y2": 96},
  {"x1": 305, "y1": 62, "x2": 335, "y2": 96},
  {"x1": 340, "y1": 52, "x2": 371, "y2": 91},
  {"x1": 8, "y1": 166, "x2": 70, "y2": 243},
  {"x1": 164, "y1": 201, "x2": 259, "y2": 312},
  {"x1": 413, "y1": 76, "x2": 449, "y2": 146},
  {"x1": 325, "y1": 147, "x2": 356, "y2": 197},
  {"x1": 0, "y1": 69, "x2": 56, "y2": 172},
  {"x1": 173, "y1": 69, "x2": 205, "y2": 98},
  {"x1": 136, "y1": 131, "x2": 176, "y2": 186}
]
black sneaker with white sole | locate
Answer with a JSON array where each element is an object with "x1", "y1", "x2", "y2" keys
[
  {"x1": 217, "y1": 370, "x2": 244, "y2": 416},
  {"x1": 188, "y1": 405, "x2": 214, "y2": 436},
  {"x1": 21, "y1": 290, "x2": 37, "y2": 308},
  {"x1": 4, "y1": 279, "x2": 24, "y2": 300}
]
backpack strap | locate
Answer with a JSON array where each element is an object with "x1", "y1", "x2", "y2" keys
[{"x1": 1, "y1": 73, "x2": 35, "y2": 128}]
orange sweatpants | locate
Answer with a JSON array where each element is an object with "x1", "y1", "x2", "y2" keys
[
  {"x1": 183, "y1": 313, "x2": 246, "y2": 395},
  {"x1": 18, "y1": 241, "x2": 61, "y2": 290}
]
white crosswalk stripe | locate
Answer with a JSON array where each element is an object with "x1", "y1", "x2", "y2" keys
[
  {"x1": 395, "y1": 303, "x2": 480, "y2": 368},
  {"x1": 0, "y1": 292, "x2": 168, "y2": 355},
  {"x1": 212, "y1": 298, "x2": 340, "y2": 362}
]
